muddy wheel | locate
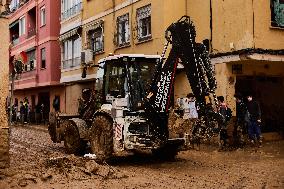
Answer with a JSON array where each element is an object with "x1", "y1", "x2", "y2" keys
[
  {"x1": 90, "y1": 115, "x2": 113, "y2": 161},
  {"x1": 64, "y1": 120, "x2": 86, "y2": 155},
  {"x1": 48, "y1": 112, "x2": 57, "y2": 142}
]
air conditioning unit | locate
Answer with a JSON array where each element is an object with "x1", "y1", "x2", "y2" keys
[{"x1": 81, "y1": 49, "x2": 93, "y2": 64}]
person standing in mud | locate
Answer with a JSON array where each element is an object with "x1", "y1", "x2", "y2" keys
[
  {"x1": 19, "y1": 101, "x2": 25, "y2": 124},
  {"x1": 23, "y1": 97, "x2": 29, "y2": 124},
  {"x1": 35, "y1": 102, "x2": 41, "y2": 124},
  {"x1": 246, "y1": 94, "x2": 262, "y2": 146},
  {"x1": 40, "y1": 103, "x2": 46, "y2": 124},
  {"x1": 52, "y1": 96, "x2": 60, "y2": 112},
  {"x1": 234, "y1": 93, "x2": 247, "y2": 147},
  {"x1": 183, "y1": 93, "x2": 198, "y2": 120},
  {"x1": 217, "y1": 96, "x2": 228, "y2": 150}
]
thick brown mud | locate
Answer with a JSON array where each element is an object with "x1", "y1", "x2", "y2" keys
[{"x1": 0, "y1": 125, "x2": 283, "y2": 189}]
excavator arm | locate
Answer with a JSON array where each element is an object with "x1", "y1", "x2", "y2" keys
[{"x1": 144, "y1": 16, "x2": 220, "y2": 142}]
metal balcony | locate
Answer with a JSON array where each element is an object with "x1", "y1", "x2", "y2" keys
[
  {"x1": 27, "y1": 28, "x2": 36, "y2": 38},
  {"x1": 61, "y1": 2, "x2": 82, "y2": 21},
  {"x1": 62, "y1": 57, "x2": 81, "y2": 69}
]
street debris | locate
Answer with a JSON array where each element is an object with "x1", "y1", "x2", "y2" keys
[
  {"x1": 44, "y1": 154, "x2": 128, "y2": 180},
  {"x1": 83, "y1": 153, "x2": 97, "y2": 159},
  {"x1": 0, "y1": 125, "x2": 283, "y2": 189},
  {"x1": 168, "y1": 110, "x2": 194, "y2": 138}
]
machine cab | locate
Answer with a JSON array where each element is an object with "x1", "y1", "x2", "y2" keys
[{"x1": 97, "y1": 54, "x2": 160, "y2": 112}]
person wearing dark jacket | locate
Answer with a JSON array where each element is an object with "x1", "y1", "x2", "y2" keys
[
  {"x1": 234, "y1": 93, "x2": 247, "y2": 147},
  {"x1": 217, "y1": 96, "x2": 228, "y2": 150},
  {"x1": 235, "y1": 95, "x2": 247, "y2": 124},
  {"x1": 246, "y1": 95, "x2": 262, "y2": 145},
  {"x1": 19, "y1": 101, "x2": 25, "y2": 124}
]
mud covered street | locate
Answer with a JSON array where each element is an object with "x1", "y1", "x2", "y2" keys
[{"x1": 0, "y1": 125, "x2": 283, "y2": 189}]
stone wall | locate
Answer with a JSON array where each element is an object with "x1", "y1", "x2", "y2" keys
[{"x1": 0, "y1": 16, "x2": 10, "y2": 168}]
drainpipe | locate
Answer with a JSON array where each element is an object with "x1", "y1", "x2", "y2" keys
[
  {"x1": 35, "y1": 0, "x2": 39, "y2": 84},
  {"x1": 209, "y1": 0, "x2": 213, "y2": 52},
  {"x1": 112, "y1": 0, "x2": 116, "y2": 53},
  {"x1": 64, "y1": 83, "x2": 66, "y2": 113}
]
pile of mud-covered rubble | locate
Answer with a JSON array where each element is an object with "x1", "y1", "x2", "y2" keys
[{"x1": 0, "y1": 154, "x2": 127, "y2": 188}]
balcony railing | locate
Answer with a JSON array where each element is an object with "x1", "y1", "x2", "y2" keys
[
  {"x1": 9, "y1": 0, "x2": 30, "y2": 12},
  {"x1": 12, "y1": 69, "x2": 37, "y2": 81},
  {"x1": 62, "y1": 57, "x2": 81, "y2": 69},
  {"x1": 61, "y1": 2, "x2": 82, "y2": 21},
  {"x1": 19, "y1": 69, "x2": 36, "y2": 79},
  {"x1": 27, "y1": 28, "x2": 36, "y2": 38}
]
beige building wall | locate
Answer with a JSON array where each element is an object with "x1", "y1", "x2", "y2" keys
[
  {"x1": 186, "y1": 0, "x2": 211, "y2": 42},
  {"x1": 215, "y1": 63, "x2": 235, "y2": 111},
  {"x1": 211, "y1": 0, "x2": 284, "y2": 52},
  {"x1": 254, "y1": 0, "x2": 284, "y2": 49},
  {"x1": 0, "y1": 16, "x2": 10, "y2": 168},
  {"x1": 211, "y1": 0, "x2": 254, "y2": 52}
]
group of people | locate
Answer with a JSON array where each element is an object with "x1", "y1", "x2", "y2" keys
[
  {"x1": 218, "y1": 94, "x2": 262, "y2": 149},
  {"x1": 19, "y1": 97, "x2": 30, "y2": 124},
  {"x1": 7, "y1": 97, "x2": 31, "y2": 124},
  {"x1": 177, "y1": 92, "x2": 262, "y2": 148},
  {"x1": 176, "y1": 93, "x2": 199, "y2": 119},
  {"x1": 7, "y1": 97, "x2": 46, "y2": 125}
]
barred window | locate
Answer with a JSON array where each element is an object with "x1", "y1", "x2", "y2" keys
[
  {"x1": 271, "y1": 0, "x2": 284, "y2": 28},
  {"x1": 137, "y1": 4, "x2": 151, "y2": 41},
  {"x1": 89, "y1": 27, "x2": 104, "y2": 53},
  {"x1": 117, "y1": 14, "x2": 130, "y2": 46}
]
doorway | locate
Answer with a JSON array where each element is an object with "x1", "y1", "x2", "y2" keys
[
  {"x1": 38, "y1": 92, "x2": 50, "y2": 123},
  {"x1": 235, "y1": 76, "x2": 284, "y2": 133}
]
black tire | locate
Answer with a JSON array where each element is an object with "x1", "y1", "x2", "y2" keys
[
  {"x1": 63, "y1": 120, "x2": 86, "y2": 155},
  {"x1": 90, "y1": 115, "x2": 113, "y2": 161}
]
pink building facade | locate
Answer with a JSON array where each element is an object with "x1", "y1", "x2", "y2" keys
[{"x1": 8, "y1": 0, "x2": 64, "y2": 121}]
